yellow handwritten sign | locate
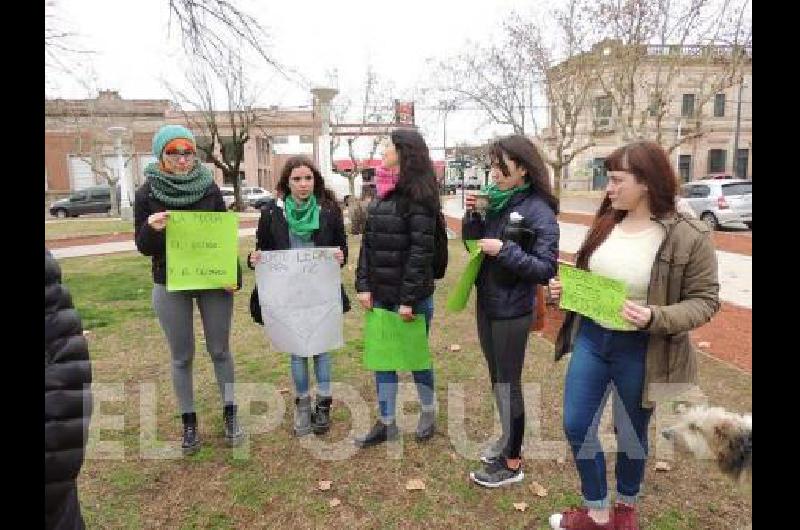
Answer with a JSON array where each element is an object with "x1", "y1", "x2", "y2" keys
[
  {"x1": 558, "y1": 263, "x2": 634, "y2": 330},
  {"x1": 166, "y1": 211, "x2": 238, "y2": 291}
]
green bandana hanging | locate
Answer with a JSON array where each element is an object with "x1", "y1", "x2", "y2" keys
[{"x1": 284, "y1": 195, "x2": 320, "y2": 240}]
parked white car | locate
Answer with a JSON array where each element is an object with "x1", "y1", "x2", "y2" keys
[
  {"x1": 220, "y1": 186, "x2": 236, "y2": 209},
  {"x1": 242, "y1": 186, "x2": 272, "y2": 208},
  {"x1": 678, "y1": 179, "x2": 752, "y2": 230}
]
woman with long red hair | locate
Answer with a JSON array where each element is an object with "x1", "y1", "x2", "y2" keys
[{"x1": 547, "y1": 141, "x2": 720, "y2": 530}]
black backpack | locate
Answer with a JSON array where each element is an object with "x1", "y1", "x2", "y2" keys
[{"x1": 433, "y1": 211, "x2": 448, "y2": 280}]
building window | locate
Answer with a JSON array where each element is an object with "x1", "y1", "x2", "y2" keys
[
  {"x1": 682, "y1": 94, "x2": 695, "y2": 118},
  {"x1": 714, "y1": 93, "x2": 725, "y2": 117},
  {"x1": 708, "y1": 149, "x2": 727, "y2": 173},
  {"x1": 678, "y1": 154, "x2": 692, "y2": 182},
  {"x1": 590, "y1": 158, "x2": 607, "y2": 190},
  {"x1": 736, "y1": 149, "x2": 749, "y2": 178},
  {"x1": 594, "y1": 96, "x2": 612, "y2": 118},
  {"x1": 299, "y1": 135, "x2": 314, "y2": 144}
]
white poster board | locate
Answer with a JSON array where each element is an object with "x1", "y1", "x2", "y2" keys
[{"x1": 255, "y1": 248, "x2": 343, "y2": 357}]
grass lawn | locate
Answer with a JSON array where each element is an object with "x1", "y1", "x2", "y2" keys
[
  {"x1": 45, "y1": 219, "x2": 134, "y2": 240},
  {"x1": 60, "y1": 236, "x2": 752, "y2": 529}
]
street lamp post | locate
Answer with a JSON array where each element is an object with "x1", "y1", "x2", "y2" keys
[
  {"x1": 107, "y1": 126, "x2": 131, "y2": 220},
  {"x1": 733, "y1": 77, "x2": 745, "y2": 178}
]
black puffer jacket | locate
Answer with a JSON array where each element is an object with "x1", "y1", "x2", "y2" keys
[
  {"x1": 355, "y1": 192, "x2": 436, "y2": 306},
  {"x1": 45, "y1": 249, "x2": 92, "y2": 530},
  {"x1": 134, "y1": 180, "x2": 242, "y2": 288}
]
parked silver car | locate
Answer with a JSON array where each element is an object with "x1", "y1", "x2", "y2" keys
[{"x1": 678, "y1": 179, "x2": 752, "y2": 230}]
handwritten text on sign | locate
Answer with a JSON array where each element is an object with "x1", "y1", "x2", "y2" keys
[
  {"x1": 166, "y1": 211, "x2": 238, "y2": 291},
  {"x1": 255, "y1": 248, "x2": 343, "y2": 357},
  {"x1": 558, "y1": 263, "x2": 634, "y2": 330}
]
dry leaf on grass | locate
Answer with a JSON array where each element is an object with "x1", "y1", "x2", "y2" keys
[
  {"x1": 530, "y1": 481, "x2": 548, "y2": 497},
  {"x1": 329, "y1": 498, "x2": 341, "y2": 508},
  {"x1": 449, "y1": 344, "x2": 462, "y2": 352},
  {"x1": 318, "y1": 480, "x2": 332, "y2": 491},
  {"x1": 405, "y1": 479, "x2": 426, "y2": 491},
  {"x1": 513, "y1": 502, "x2": 528, "y2": 512},
  {"x1": 278, "y1": 388, "x2": 290, "y2": 394},
  {"x1": 655, "y1": 461, "x2": 672, "y2": 471}
]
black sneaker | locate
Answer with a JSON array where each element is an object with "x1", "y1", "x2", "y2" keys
[
  {"x1": 354, "y1": 420, "x2": 399, "y2": 448},
  {"x1": 415, "y1": 410, "x2": 436, "y2": 442},
  {"x1": 181, "y1": 412, "x2": 201, "y2": 455},
  {"x1": 469, "y1": 457, "x2": 524, "y2": 488},
  {"x1": 223, "y1": 404, "x2": 244, "y2": 446}
]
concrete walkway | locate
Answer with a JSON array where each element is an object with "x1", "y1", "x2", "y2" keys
[
  {"x1": 50, "y1": 227, "x2": 257, "y2": 259},
  {"x1": 443, "y1": 196, "x2": 752, "y2": 309}
]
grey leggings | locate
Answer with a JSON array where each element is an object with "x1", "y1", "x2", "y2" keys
[
  {"x1": 152, "y1": 284, "x2": 236, "y2": 413},
  {"x1": 476, "y1": 303, "x2": 533, "y2": 459}
]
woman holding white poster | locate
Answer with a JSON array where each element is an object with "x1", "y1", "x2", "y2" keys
[
  {"x1": 134, "y1": 124, "x2": 244, "y2": 456},
  {"x1": 247, "y1": 156, "x2": 347, "y2": 437},
  {"x1": 547, "y1": 141, "x2": 720, "y2": 530}
]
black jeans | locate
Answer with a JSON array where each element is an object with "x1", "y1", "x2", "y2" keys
[{"x1": 476, "y1": 303, "x2": 533, "y2": 459}]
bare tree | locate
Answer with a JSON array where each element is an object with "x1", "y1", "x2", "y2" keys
[
  {"x1": 166, "y1": 51, "x2": 260, "y2": 211},
  {"x1": 590, "y1": 0, "x2": 752, "y2": 151},
  {"x1": 507, "y1": 2, "x2": 601, "y2": 197},
  {"x1": 340, "y1": 65, "x2": 396, "y2": 234},
  {"x1": 433, "y1": 35, "x2": 535, "y2": 135}
]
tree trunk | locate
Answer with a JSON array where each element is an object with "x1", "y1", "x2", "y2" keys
[{"x1": 552, "y1": 164, "x2": 563, "y2": 200}]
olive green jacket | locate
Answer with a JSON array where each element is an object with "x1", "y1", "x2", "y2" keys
[{"x1": 554, "y1": 214, "x2": 721, "y2": 408}]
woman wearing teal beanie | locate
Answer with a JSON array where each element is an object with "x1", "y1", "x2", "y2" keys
[{"x1": 134, "y1": 124, "x2": 244, "y2": 455}]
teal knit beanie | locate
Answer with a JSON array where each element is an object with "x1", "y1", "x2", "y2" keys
[{"x1": 152, "y1": 125, "x2": 196, "y2": 160}]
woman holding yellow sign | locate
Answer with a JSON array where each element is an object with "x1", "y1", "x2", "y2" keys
[
  {"x1": 134, "y1": 124, "x2": 243, "y2": 456},
  {"x1": 461, "y1": 135, "x2": 560, "y2": 488},
  {"x1": 547, "y1": 141, "x2": 719, "y2": 530}
]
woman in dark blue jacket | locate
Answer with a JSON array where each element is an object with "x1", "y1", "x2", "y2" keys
[{"x1": 463, "y1": 135, "x2": 560, "y2": 488}]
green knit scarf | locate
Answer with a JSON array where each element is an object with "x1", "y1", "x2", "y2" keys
[
  {"x1": 485, "y1": 182, "x2": 531, "y2": 215},
  {"x1": 144, "y1": 161, "x2": 213, "y2": 207},
  {"x1": 284, "y1": 195, "x2": 320, "y2": 240}
]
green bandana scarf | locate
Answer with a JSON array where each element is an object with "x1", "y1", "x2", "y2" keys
[
  {"x1": 284, "y1": 194, "x2": 320, "y2": 240},
  {"x1": 484, "y1": 182, "x2": 531, "y2": 214},
  {"x1": 144, "y1": 162, "x2": 213, "y2": 207}
]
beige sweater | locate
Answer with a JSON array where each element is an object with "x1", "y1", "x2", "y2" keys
[{"x1": 588, "y1": 222, "x2": 664, "y2": 304}]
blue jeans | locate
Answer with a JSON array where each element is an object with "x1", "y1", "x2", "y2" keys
[
  {"x1": 290, "y1": 353, "x2": 332, "y2": 398},
  {"x1": 373, "y1": 296, "x2": 435, "y2": 422},
  {"x1": 563, "y1": 318, "x2": 653, "y2": 509}
]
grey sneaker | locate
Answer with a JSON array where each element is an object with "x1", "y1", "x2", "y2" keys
[
  {"x1": 470, "y1": 458, "x2": 524, "y2": 488},
  {"x1": 294, "y1": 396, "x2": 313, "y2": 436}
]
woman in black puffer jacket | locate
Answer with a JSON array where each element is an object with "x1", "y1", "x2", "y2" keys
[
  {"x1": 354, "y1": 128, "x2": 440, "y2": 448},
  {"x1": 45, "y1": 248, "x2": 92, "y2": 530}
]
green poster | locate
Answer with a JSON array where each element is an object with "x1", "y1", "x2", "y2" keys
[
  {"x1": 363, "y1": 308, "x2": 432, "y2": 371},
  {"x1": 558, "y1": 263, "x2": 635, "y2": 330},
  {"x1": 446, "y1": 240, "x2": 485, "y2": 313},
  {"x1": 166, "y1": 211, "x2": 238, "y2": 291}
]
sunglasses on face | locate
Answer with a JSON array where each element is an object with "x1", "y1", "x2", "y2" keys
[
  {"x1": 164, "y1": 150, "x2": 196, "y2": 160},
  {"x1": 290, "y1": 175, "x2": 314, "y2": 182}
]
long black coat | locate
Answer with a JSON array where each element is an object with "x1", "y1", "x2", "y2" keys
[{"x1": 45, "y1": 249, "x2": 92, "y2": 530}]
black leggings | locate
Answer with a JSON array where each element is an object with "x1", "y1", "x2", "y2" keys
[{"x1": 476, "y1": 304, "x2": 533, "y2": 459}]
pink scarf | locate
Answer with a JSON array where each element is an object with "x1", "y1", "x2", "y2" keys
[{"x1": 376, "y1": 166, "x2": 400, "y2": 199}]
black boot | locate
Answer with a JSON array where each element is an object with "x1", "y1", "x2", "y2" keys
[
  {"x1": 312, "y1": 396, "x2": 333, "y2": 435},
  {"x1": 223, "y1": 404, "x2": 244, "y2": 446},
  {"x1": 354, "y1": 419, "x2": 399, "y2": 448},
  {"x1": 181, "y1": 412, "x2": 200, "y2": 455}
]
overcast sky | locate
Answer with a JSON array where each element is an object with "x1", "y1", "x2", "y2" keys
[{"x1": 46, "y1": 0, "x2": 548, "y2": 159}]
